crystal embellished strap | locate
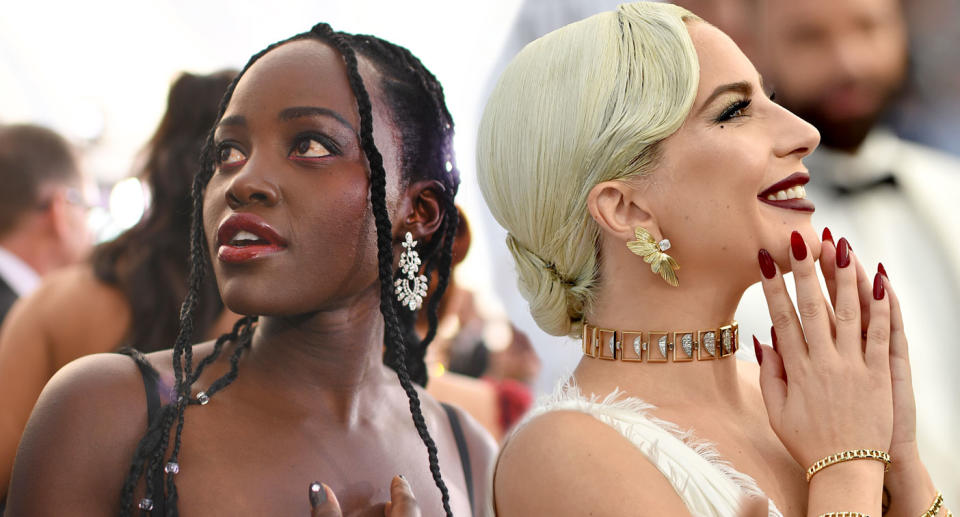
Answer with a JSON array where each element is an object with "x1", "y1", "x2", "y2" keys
[{"x1": 581, "y1": 322, "x2": 738, "y2": 362}]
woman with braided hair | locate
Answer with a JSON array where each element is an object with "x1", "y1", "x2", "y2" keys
[{"x1": 5, "y1": 24, "x2": 494, "y2": 516}]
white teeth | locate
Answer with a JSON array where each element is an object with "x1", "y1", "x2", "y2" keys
[
  {"x1": 766, "y1": 186, "x2": 807, "y2": 201},
  {"x1": 232, "y1": 230, "x2": 260, "y2": 242}
]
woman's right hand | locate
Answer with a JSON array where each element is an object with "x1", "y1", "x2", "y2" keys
[
  {"x1": 309, "y1": 475, "x2": 422, "y2": 517},
  {"x1": 755, "y1": 231, "x2": 893, "y2": 473}
]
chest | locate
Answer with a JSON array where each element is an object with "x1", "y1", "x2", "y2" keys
[{"x1": 142, "y1": 402, "x2": 471, "y2": 517}]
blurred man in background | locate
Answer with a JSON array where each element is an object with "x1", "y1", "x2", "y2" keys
[
  {"x1": 0, "y1": 124, "x2": 91, "y2": 324},
  {"x1": 738, "y1": 0, "x2": 960, "y2": 503}
]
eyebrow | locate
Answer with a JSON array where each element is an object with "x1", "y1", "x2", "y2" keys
[
  {"x1": 216, "y1": 107, "x2": 357, "y2": 133},
  {"x1": 700, "y1": 81, "x2": 754, "y2": 111},
  {"x1": 279, "y1": 106, "x2": 356, "y2": 133}
]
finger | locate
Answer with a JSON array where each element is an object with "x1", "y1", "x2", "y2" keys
[
  {"x1": 851, "y1": 249, "x2": 874, "y2": 337},
  {"x1": 387, "y1": 475, "x2": 421, "y2": 517},
  {"x1": 310, "y1": 482, "x2": 343, "y2": 517},
  {"x1": 864, "y1": 272, "x2": 892, "y2": 369},
  {"x1": 820, "y1": 227, "x2": 839, "y2": 308},
  {"x1": 789, "y1": 231, "x2": 833, "y2": 353},
  {"x1": 833, "y1": 238, "x2": 863, "y2": 358},
  {"x1": 737, "y1": 495, "x2": 769, "y2": 517},
  {"x1": 754, "y1": 336, "x2": 787, "y2": 430},
  {"x1": 758, "y1": 248, "x2": 806, "y2": 376},
  {"x1": 882, "y1": 271, "x2": 910, "y2": 366}
]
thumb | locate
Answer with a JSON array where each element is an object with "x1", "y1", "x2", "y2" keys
[
  {"x1": 737, "y1": 495, "x2": 769, "y2": 517},
  {"x1": 310, "y1": 482, "x2": 343, "y2": 517},
  {"x1": 384, "y1": 475, "x2": 421, "y2": 517}
]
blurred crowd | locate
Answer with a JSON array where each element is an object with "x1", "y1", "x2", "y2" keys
[{"x1": 1, "y1": 0, "x2": 958, "y2": 508}]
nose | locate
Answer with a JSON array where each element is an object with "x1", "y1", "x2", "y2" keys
[
  {"x1": 773, "y1": 104, "x2": 821, "y2": 160},
  {"x1": 224, "y1": 161, "x2": 280, "y2": 209}
]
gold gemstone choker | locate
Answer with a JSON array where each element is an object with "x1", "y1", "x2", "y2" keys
[{"x1": 582, "y1": 321, "x2": 739, "y2": 362}]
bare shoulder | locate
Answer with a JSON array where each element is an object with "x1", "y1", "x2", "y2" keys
[
  {"x1": 20, "y1": 264, "x2": 130, "y2": 367},
  {"x1": 5, "y1": 353, "x2": 151, "y2": 516},
  {"x1": 494, "y1": 409, "x2": 691, "y2": 517}
]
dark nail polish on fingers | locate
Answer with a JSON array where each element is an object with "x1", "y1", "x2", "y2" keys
[
  {"x1": 821, "y1": 227, "x2": 834, "y2": 244},
  {"x1": 836, "y1": 238, "x2": 851, "y2": 268},
  {"x1": 873, "y1": 272, "x2": 885, "y2": 300},
  {"x1": 758, "y1": 249, "x2": 777, "y2": 279},
  {"x1": 790, "y1": 231, "x2": 807, "y2": 260},
  {"x1": 878, "y1": 262, "x2": 888, "y2": 279},
  {"x1": 309, "y1": 482, "x2": 326, "y2": 508},
  {"x1": 753, "y1": 335, "x2": 763, "y2": 365},
  {"x1": 770, "y1": 326, "x2": 778, "y2": 353}
]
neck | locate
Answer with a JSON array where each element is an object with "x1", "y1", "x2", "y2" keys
[
  {"x1": 575, "y1": 265, "x2": 751, "y2": 410},
  {"x1": 0, "y1": 230, "x2": 62, "y2": 275},
  {"x1": 244, "y1": 294, "x2": 396, "y2": 424}
]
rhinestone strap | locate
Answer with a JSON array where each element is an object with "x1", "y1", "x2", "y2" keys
[
  {"x1": 920, "y1": 491, "x2": 944, "y2": 517},
  {"x1": 818, "y1": 513, "x2": 869, "y2": 517},
  {"x1": 581, "y1": 321, "x2": 738, "y2": 362},
  {"x1": 806, "y1": 449, "x2": 891, "y2": 482}
]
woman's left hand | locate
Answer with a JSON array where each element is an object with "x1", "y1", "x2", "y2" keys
[
  {"x1": 308, "y1": 476, "x2": 422, "y2": 517},
  {"x1": 819, "y1": 235, "x2": 918, "y2": 460}
]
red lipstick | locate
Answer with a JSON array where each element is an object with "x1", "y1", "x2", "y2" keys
[
  {"x1": 216, "y1": 213, "x2": 288, "y2": 264},
  {"x1": 758, "y1": 172, "x2": 815, "y2": 212}
]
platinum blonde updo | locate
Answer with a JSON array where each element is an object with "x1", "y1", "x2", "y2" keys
[{"x1": 477, "y1": 2, "x2": 701, "y2": 337}]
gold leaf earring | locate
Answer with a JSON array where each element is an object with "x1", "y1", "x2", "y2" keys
[{"x1": 626, "y1": 227, "x2": 680, "y2": 287}]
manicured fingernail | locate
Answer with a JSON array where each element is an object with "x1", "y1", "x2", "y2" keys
[
  {"x1": 873, "y1": 272, "x2": 885, "y2": 300},
  {"x1": 398, "y1": 474, "x2": 406, "y2": 480},
  {"x1": 309, "y1": 482, "x2": 326, "y2": 508},
  {"x1": 878, "y1": 262, "x2": 888, "y2": 279},
  {"x1": 836, "y1": 238, "x2": 851, "y2": 268},
  {"x1": 752, "y1": 335, "x2": 763, "y2": 365},
  {"x1": 758, "y1": 249, "x2": 776, "y2": 279},
  {"x1": 770, "y1": 326, "x2": 778, "y2": 353},
  {"x1": 821, "y1": 227, "x2": 834, "y2": 244},
  {"x1": 790, "y1": 231, "x2": 807, "y2": 261}
]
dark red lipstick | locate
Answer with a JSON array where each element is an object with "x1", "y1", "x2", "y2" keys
[
  {"x1": 758, "y1": 172, "x2": 815, "y2": 212},
  {"x1": 216, "y1": 213, "x2": 288, "y2": 264}
]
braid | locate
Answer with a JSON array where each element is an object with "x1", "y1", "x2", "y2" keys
[
  {"x1": 312, "y1": 23, "x2": 453, "y2": 516},
  {"x1": 119, "y1": 24, "x2": 462, "y2": 517}
]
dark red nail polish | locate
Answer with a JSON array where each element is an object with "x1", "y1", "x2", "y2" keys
[
  {"x1": 836, "y1": 238, "x2": 851, "y2": 268},
  {"x1": 790, "y1": 231, "x2": 807, "y2": 261},
  {"x1": 753, "y1": 335, "x2": 763, "y2": 365},
  {"x1": 878, "y1": 262, "x2": 888, "y2": 279},
  {"x1": 873, "y1": 272, "x2": 885, "y2": 300},
  {"x1": 770, "y1": 326, "x2": 778, "y2": 353},
  {"x1": 821, "y1": 227, "x2": 834, "y2": 244},
  {"x1": 758, "y1": 249, "x2": 776, "y2": 279}
]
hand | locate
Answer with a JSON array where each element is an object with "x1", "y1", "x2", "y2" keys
[
  {"x1": 308, "y1": 476, "x2": 422, "y2": 517},
  {"x1": 755, "y1": 231, "x2": 893, "y2": 470},
  {"x1": 819, "y1": 234, "x2": 919, "y2": 461}
]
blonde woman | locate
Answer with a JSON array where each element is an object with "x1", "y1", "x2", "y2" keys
[{"x1": 478, "y1": 3, "x2": 947, "y2": 516}]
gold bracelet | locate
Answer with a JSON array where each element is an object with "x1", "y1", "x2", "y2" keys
[
  {"x1": 920, "y1": 491, "x2": 943, "y2": 517},
  {"x1": 819, "y1": 513, "x2": 870, "y2": 516},
  {"x1": 806, "y1": 449, "x2": 891, "y2": 482}
]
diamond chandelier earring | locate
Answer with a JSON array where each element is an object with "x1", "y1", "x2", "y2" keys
[
  {"x1": 395, "y1": 232, "x2": 428, "y2": 311},
  {"x1": 627, "y1": 226, "x2": 680, "y2": 287}
]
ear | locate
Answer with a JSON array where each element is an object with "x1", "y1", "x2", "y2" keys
[
  {"x1": 46, "y1": 189, "x2": 72, "y2": 240},
  {"x1": 396, "y1": 179, "x2": 445, "y2": 241},
  {"x1": 586, "y1": 179, "x2": 660, "y2": 243}
]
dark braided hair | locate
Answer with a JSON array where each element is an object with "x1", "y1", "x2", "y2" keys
[{"x1": 119, "y1": 24, "x2": 461, "y2": 517}]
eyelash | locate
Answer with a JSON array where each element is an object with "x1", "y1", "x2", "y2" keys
[
  {"x1": 213, "y1": 132, "x2": 341, "y2": 169},
  {"x1": 716, "y1": 99, "x2": 752, "y2": 123},
  {"x1": 289, "y1": 132, "x2": 340, "y2": 160}
]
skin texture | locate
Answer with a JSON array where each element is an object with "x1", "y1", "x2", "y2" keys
[
  {"x1": 0, "y1": 265, "x2": 238, "y2": 501},
  {"x1": 494, "y1": 21, "x2": 905, "y2": 516},
  {"x1": 5, "y1": 39, "x2": 494, "y2": 517},
  {"x1": 757, "y1": 0, "x2": 908, "y2": 151}
]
